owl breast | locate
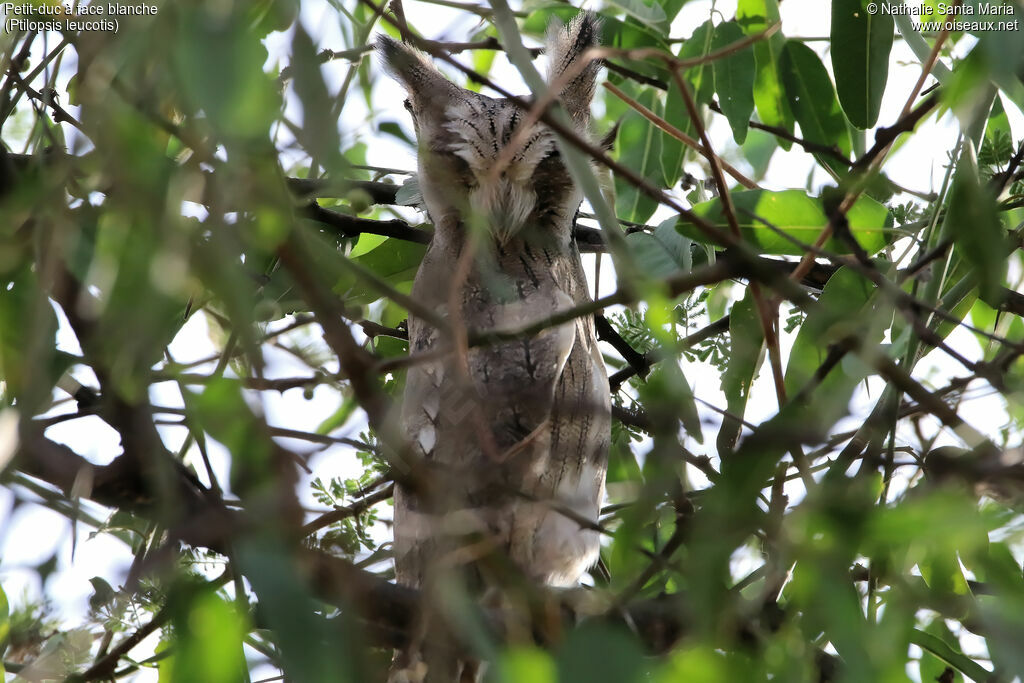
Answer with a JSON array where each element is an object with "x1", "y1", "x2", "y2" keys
[{"x1": 396, "y1": 236, "x2": 610, "y2": 588}]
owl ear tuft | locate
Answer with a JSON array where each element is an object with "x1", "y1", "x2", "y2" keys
[
  {"x1": 546, "y1": 12, "x2": 601, "y2": 122},
  {"x1": 376, "y1": 35, "x2": 457, "y2": 118},
  {"x1": 376, "y1": 35, "x2": 442, "y2": 91}
]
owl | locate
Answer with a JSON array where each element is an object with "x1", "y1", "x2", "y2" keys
[{"x1": 377, "y1": 14, "x2": 610, "y2": 682}]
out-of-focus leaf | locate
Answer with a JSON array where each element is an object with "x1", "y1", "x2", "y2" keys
[
  {"x1": 470, "y1": 44, "x2": 497, "y2": 93},
  {"x1": 784, "y1": 267, "x2": 881, "y2": 428},
  {"x1": 185, "y1": 378, "x2": 272, "y2": 497},
  {"x1": 317, "y1": 395, "x2": 359, "y2": 435},
  {"x1": 236, "y1": 538, "x2": 357, "y2": 681},
  {"x1": 866, "y1": 490, "x2": 992, "y2": 556},
  {"x1": 497, "y1": 646, "x2": 557, "y2": 683},
  {"x1": 946, "y1": 145, "x2": 1005, "y2": 303},
  {"x1": 556, "y1": 622, "x2": 647, "y2": 683},
  {"x1": 0, "y1": 582, "x2": 9, "y2": 654},
  {"x1": 712, "y1": 21, "x2": 756, "y2": 144},
  {"x1": 740, "y1": 127, "x2": 778, "y2": 178},
  {"x1": 163, "y1": 592, "x2": 247, "y2": 683},
  {"x1": 910, "y1": 629, "x2": 990, "y2": 683},
  {"x1": 87, "y1": 577, "x2": 116, "y2": 612},
  {"x1": 979, "y1": 95, "x2": 1012, "y2": 166},
  {"x1": 173, "y1": 8, "x2": 279, "y2": 142},
  {"x1": 780, "y1": 40, "x2": 852, "y2": 166},
  {"x1": 0, "y1": 264, "x2": 58, "y2": 411},
  {"x1": 738, "y1": 0, "x2": 794, "y2": 149},
  {"x1": 608, "y1": 422, "x2": 644, "y2": 483},
  {"x1": 972, "y1": 0, "x2": 1024, "y2": 83},
  {"x1": 655, "y1": 646, "x2": 743, "y2": 682},
  {"x1": 289, "y1": 24, "x2": 345, "y2": 173},
  {"x1": 919, "y1": 550, "x2": 970, "y2": 596},
  {"x1": 942, "y1": 49, "x2": 998, "y2": 125},
  {"x1": 378, "y1": 121, "x2": 414, "y2": 146},
  {"x1": 965, "y1": 539, "x2": 1022, "y2": 587},
  {"x1": 918, "y1": 617, "x2": 964, "y2": 683},
  {"x1": 678, "y1": 189, "x2": 893, "y2": 254},
  {"x1": 717, "y1": 288, "x2": 763, "y2": 456},
  {"x1": 641, "y1": 362, "x2": 703, "y2": 443},
  {"x1": 830, "y1": 0, "x2": 893, "y2": 129},
  {"x1": 247, "y1": 0, "x2": 299, "y2": 37}
]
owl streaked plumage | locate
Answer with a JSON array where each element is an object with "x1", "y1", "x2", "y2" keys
[{"x1": 377, "y1": 14, "x2": 610, "y2": 682}]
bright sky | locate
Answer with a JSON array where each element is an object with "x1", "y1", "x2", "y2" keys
[{"x1": 0, "y1": 0, "x2": 1021, "y2": 679}]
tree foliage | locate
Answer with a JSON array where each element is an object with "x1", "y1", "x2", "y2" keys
[{"x1": 1, "y1": 0, "x2": 1024, "y2": 681}]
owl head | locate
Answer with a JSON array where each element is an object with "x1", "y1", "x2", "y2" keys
[{"x1": 376, "y1": 14, "x2": 600, "y2": 245}]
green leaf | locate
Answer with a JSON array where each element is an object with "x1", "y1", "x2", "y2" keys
[
  {"x1": 784, "y1": 267, "x2": 882, "y2": 428},
  {"x1": 247, "y1": 0, "x2": 300, "y2": 37},
  {"x1": 173, "y1": 7, "x2": 279, "y2": 142},
  {"x1": 780, "y1": 40, "x2": 852, "y2": 163},
  {"x1": 738, "y1": 0, "x2": 794, "y2": 149},
  {"x1": 625, "y1": 216, "x2": 692, "y2": 278},
  {"x1": 678, "y1": 21, "x2": 717, "y2": 106},
  {"x1": 717, "y1": 288, "x2": 764, "y2": 456},
  {"x1": 918, "y1": 618, "x2": 963, "y2": 683},
  {"x1": 88, "y1": 577, "x2": 117, "y2": 612},
  {"x1": 656, "y1": 646, "x2": 742, "y2": 682},
  {"x1": 614, "y1": 85, "x2": 663, "y2": 224},
  {"x1": 163, "y1": 592, "x2": 247, "y2": 683},
  {"x1": 605, "y1": 0, "x2": 668, "y2": 32},
  {"x1": 340, "y1": 238, "x2": 427, "y2": 305},
  {"x1": 678, "y1": 189, "x2": 894, "y2": 255},
  {"x1": 830, "y1": 0, "x2": 894, "y2": 129},
  {"x1": 316, "y1": 395, "x2": 359, "y2": 434},
  {"x1": 290, "y1": 24, "x2": 345, "y2": 172},
  {"x1": 946, "y1": 145, "x2": 1005, "y2": 303},
  {"x1": 469, "y1": 39, "x2": 498, "y2": 93},
  {"x1": 642, "y1": 362, "x2": 703, "y2": 444},
  {"x1": 627, "y1": 233, "x2": 682, "y2": 279},
  {"x1": 185, "y1": 378, "x2": 272, "y2": 497},
  {"x1": 711, "y1": 21, "x2": 756, "y2": 144},
  {"x1": 740, "y1": 127, "x2": 778, "y2": 179},
  {"x1": 919, "y1": 550, "x2": 971, "y2": 596},
  {"x1": 980, "y1": 96, "x2": 1012, "y2": 167},
  {"x1": 662, "y1": 20, "x2": 716, "y2": 186},
  {"x1": 236, "y1": 538, "x2": 355, "y2": 681},
  {"x1": 498, "y1": 646, "x2": 558, "y2": 683},
  {"x1": 0, "y1": 582, "x2": 9, "y2": 662},
  {"x1": 556, "y1": 622, "x2": 647, "y2": 683},
  {"x1": 656, "y1": 0, "x2": 689, "y2": 24},
  {"x1": 394, "y1": 176, "x2": 421, "y2": 207},
  {"x1": 609, "y1": 423, "x2": 644, "y2": 483},
  {"x1": 910, "y1": 629, "x2": 991, "y2": 683},
  {"x1": 972, "y1": 1, "x2": 1024, "y2": 83},
  {"x1": 0, "y1": 264, "x2": 59, "y2": 411}
]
